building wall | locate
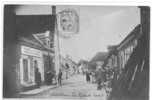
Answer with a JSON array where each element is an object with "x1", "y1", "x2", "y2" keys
[
  {"x1": 105, "y1": 26, "x2": 140, "y2": 73},
  {"x1": 3, "y1": 5, "x2": 20, "y2": 97},
  {"x1": 3, "y1": 6, "x2": 55, "y2": 97},
  {"x1": 19, "y1": 45, "x2": 44, "y2": 88},
  {"x1": 118, "y1": 39, "x2": 138, "y2": 70},
  {"x1": 43, "y1": 52, "x2": 55, "y2": 82}
]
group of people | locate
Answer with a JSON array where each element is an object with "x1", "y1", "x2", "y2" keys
[
  {"x1": 85, "y1": 66, "x2": 114, "y2": 90},
  {"x1": 35, "y1": 62, "x2": 115, "y2": 90},
  {"x1": 85, "y1": 70, "x2": 95, "y2": 83},
  {"x1": 95, "y1": 67, "x2": 107, "y2": 90},
  {"x1": 34, "y1": 61, "x2": 63, "y2": 88},
  {"x1": 35, "y1": 67, "x2": 63, "y2": 87}
]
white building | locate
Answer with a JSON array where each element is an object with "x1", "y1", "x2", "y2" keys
[{"x1": 20, "y1": 45, "x2": 44, "y2": 86}]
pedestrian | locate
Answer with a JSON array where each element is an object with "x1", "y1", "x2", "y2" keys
[
  {"x1": 95, "y1": 67, "x2": 106, "y2": 90},
  {"x1": 58, "y1": 69, "x2": 62, "y2": 86},
  {"x1": 91, "y1": 71, "x2": 96, "y2": 83},
  {"x1": 35, "y1": 67, "x2": 41, "y2": 88},
  {"x1": 86, "y1": 71, "x2": 90, "y2": 83}
]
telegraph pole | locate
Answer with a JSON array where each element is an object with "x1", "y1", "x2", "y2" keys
[
  {"x1": 52, "y1": 6, "x2": 79, "y2": 85},
  {"x1": 52, "y1": 6, "x2": 61, "y2": 85}
]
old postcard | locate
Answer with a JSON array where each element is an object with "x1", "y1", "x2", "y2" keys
[{"x1": 3, "y1": 5, "x2": 150, "y2": 100}]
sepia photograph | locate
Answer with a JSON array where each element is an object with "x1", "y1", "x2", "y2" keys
[{"x1": 3, "y1": 4, "x2": 150, "y2": 100}]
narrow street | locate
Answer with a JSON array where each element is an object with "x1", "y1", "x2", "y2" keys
[
  {"x1": 20, "y1": 74, "x2": 107, "y2": 100},
  {"x1": 3, "y1": 5, "x2": 149, "y2": 100}
]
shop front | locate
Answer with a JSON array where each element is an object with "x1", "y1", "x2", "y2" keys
[{"x1": 20, "y1": 45, "x2": 44, "y2": 88}]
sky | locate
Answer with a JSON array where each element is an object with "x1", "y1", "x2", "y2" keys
[
  {"x1": 58, "y1": 6, "x2": 140, "y2": 62},
  {"x1": 16, "y1": 5, "x2": 140, "y2": 62}
]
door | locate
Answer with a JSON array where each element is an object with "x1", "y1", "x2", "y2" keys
[{"x1": 23, "y1": 59, "x2": 29, "y2": 82}]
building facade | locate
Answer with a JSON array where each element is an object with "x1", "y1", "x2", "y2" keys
[
  {"x1": 3, "y1": 6, "x2": 56, "y2": 97},
  {"x1": 19, "y1": 45, "x2": 44, "y2": 87},
  {"x1": 109, "y1": 7, "x2": 150, "y2": 100},
  {"x1": 17, "y1": 34, "x2": 54, "y2": 90},
  {"x1": 103, "y1": 25, "x2": 141, "y2": 74},
  {"x1": 117, "y1": 25, "x2": 141, "y2": 71}
]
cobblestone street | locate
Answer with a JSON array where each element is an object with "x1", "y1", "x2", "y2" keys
[{"x1": 20, "y1": 74, "x2": 107, "y2": 100}]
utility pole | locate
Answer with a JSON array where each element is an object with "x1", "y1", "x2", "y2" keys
[
  {"x1": 52, "y1": 7, "x2": 79, "y2": 85},
  {"x1": 52, "y1": 6, "x2": 61, "y2": 85}
]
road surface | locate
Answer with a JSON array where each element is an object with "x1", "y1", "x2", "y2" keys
[{"x1": 19, "y1": 74, "x2": 108, "y2": 100}]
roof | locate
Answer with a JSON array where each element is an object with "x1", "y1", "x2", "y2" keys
[
  {"x1": 103, "y1": 24, "x2": 141, "y2": 67},
  {"x1": 19, "y1": 35, "x2": 54, "y2": 53},
  {"x1": 117, "y1": 24, "x2": 141, "y2": 50},
  {"x1": 19, "y1": 35, "x2": 44, "y2": 49}
]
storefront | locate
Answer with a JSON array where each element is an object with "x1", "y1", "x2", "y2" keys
[{"x1": 20, "y1": 45, "x2": 44, "y2": 87}]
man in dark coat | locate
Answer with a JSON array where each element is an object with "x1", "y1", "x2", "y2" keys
[
  {"x1": 35, "y1": 67, "x2": 41, "y2": 88},
  {"x1": 58, "y1": 69, "x2": 62, "y2": 86},
  {"x1": 86, "y1": 71, "x2": 90, "y2": 83}
]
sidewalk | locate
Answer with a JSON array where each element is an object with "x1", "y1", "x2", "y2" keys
[
  {"x1": 19, "y1": 85, "x2": 57, "y2": 95},
  {"x1": 17, "y1": 77, "x2": 71, "y2": 97}
]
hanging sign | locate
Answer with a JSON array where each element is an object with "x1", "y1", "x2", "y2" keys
[{"x1": 57, "y1": 9, "x2": 79, "y2": 38}]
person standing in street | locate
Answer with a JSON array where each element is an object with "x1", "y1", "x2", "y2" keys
[
  {"x1": 35, "y1": 67, "x2": 41, "y2": 88},
  {"x1": 86, "y1": 70, "x2": 90, "y2": 83},
  {"x1": 58, "y1": 69, "x2": 62, "y2": 86},
  {"x1": 34, "y1": 61, "x2": 41, "y2": 88},
  {"x1": 95, "y1": 66, "x2": 106, "y2": 90},
  {"x1": 91, "y1": 71, "x2": 96, "y2": 83}
]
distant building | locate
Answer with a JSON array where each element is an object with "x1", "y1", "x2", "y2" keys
[
  {"x1": 103, "y1": 46, "x2": 118, "y2": 70},
  {"x1": 89, "y1": 52, "x2": 108, "y2": 70},
  {"x1": 60, "y1": 56, "x2": 78, "y2": 77}
]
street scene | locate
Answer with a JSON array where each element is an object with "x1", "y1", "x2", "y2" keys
[
  {"x1": 3, "y1": 5, "x2": 150, "y2": 100},
  {"x1": 18, "y1": 74, "x2": 107, "y2": 100}
]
